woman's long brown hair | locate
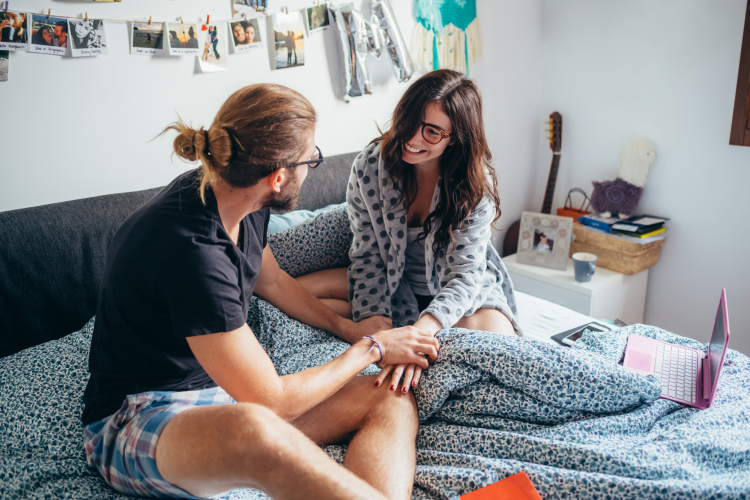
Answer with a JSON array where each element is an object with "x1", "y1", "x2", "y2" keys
[{"x1": 374, "y1": 69, "x2": 501, "y2": 252}]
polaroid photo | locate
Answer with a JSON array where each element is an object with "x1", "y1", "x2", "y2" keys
[
  {"x1": 272, "y1": 11, "x2": 305, "y2": 70},
  {"x1": 167, "y1": 23, "x2": 200, "y2": 56},
  {"x1": 68, "y1": 19, "x2": 108, "y2": 57},
  {"x1": 30, "y1": 14, "x2": 69, "y2": 55},
  {"x1": 229, "y1": 18, "x2": 262, "y2": 53},
  {"x1": 516, "y1": 212, "x2": 574, "y2": 271},
  {"x1": 199, "y1": 23, "x2": 228, "y2": 73},
  {"x1": 0, "y1": 11, "x2": 30, "y2": 51},
  {"x1": 306, "y1": 4, "x2": 331, "y2": 34},
  {"x1": 234, "y1": 0, "x2": 267, "y2": 14},
  {"x1": 0, "y1": 51, "x2": 8, "y2": 82},
  {"x1": 131, "y1": 21, "x2": 165, "y2": 56}
]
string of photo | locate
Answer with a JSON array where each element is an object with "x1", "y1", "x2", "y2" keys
[{"x1": 0, "y1": 1, "x2": 330, "y2": 73}]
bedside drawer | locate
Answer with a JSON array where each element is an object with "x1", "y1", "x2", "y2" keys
[{"x1": 509, "y1": 272, "x2": 592, "y2": 315}]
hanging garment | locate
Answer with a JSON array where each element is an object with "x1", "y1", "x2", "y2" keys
[{"x1": 412, "y1": 0, "x2": 482, "y2": 75}]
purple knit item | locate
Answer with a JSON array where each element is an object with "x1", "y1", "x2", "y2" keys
[{"x1": 590, "y1": 177, "x2": 644, "y2": 217}]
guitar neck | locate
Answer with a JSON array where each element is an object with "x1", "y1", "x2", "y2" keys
[{"x1": 541, "y1": 154, "x2": 561, "y2": 215}]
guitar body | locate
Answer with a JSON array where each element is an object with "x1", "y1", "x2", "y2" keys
[{"x1": 502, "y1": 112, "x2": 563, "y2": 257}]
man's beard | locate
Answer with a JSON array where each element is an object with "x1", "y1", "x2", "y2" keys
[{"x1": 261, "y1": 172, "x2": 302, "y2": 212}]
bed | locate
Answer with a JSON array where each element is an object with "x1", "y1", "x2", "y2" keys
[{"x1": 1, "y1": 156, "x2": 749, "y2": 500}]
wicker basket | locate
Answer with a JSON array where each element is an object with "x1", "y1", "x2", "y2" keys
[{"x1": 569, "y1": 222, "x2": 665, "y2": 275}]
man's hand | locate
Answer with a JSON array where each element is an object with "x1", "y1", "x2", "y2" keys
[{"x1": 346, "y1": 315, "x2": 392, "y2": 342}]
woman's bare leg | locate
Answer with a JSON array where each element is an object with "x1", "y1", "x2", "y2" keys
[
  {"x1": 453, "y1": 308, "x2": 516, "y2": 336},
  {"x1": 296, "y1": 267, "x2": 351, "y2": 318},
  {"x1": 291, "y1": 374, "x2": 418, "y2": 500},
  {"x1": 155, "y1": 403, "x2": 387, "y2": 500}
]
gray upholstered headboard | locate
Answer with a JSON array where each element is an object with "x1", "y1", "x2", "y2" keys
[{"x1": 0, "y1": 151, "x2": 357, "y2": 358}]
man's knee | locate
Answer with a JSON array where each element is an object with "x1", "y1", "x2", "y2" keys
[{"x1": 220, "y1": 403, "x2": 295, "y2": 463}]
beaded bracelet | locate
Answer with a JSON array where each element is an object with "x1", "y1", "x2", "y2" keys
[{"x1": 362, "y1": 336, "x2": 384, "y2": 364}]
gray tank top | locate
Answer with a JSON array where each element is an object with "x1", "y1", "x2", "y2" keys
[{"x1": 404, "y1": 226, "x2": 432, "y2": 296}]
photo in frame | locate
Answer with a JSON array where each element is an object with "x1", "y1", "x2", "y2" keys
[
  {"x1": 306, "y1": 4, "x2": 331, "y2": 34},
  {"x1": 68, "y1": 19, "x2": 108, "y2": 57},
  {"x1": 272, "y1": 11, "x2": 305, "y2": 69},
  {"x1": 516, "y1": 212, "x2": 574, "y2": 271},
  {"x1": 30, "y1": 14, "x2": 68, "y2": 55},
  {"x1": 0, "y1": 11, "x2": 29, "y2": 51},
  {"x1": 199, "y1": 23, "x2": 228, "y2": 73},
  {"x1": 229, "y1": 18, "x2": 262, "y2": 53},
  {"x1": 131, "y1": 21, "x2": 165, "y2": 56}
]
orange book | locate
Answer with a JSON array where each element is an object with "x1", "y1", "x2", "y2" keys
[{"x1": 459, "y1": 472, "x2": 543, "y2": 500}]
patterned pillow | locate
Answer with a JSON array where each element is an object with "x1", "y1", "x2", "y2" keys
[{"x1": 268, "y1": 204, "x2": 352, "y2": 278}]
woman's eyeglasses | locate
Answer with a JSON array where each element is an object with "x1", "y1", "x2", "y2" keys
[
  {"x1": 421, "y1": 121, "x2": 451, "y2": 145},
  {"x1": 289, "y1": 146, "x2": 324, "y2": 169}
]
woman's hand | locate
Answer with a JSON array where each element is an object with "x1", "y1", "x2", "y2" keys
[
  {"x1": 375, "y1": 363, "x2": 425, "y2": 392},
  {"x1": 369, "y1": 326, "x2": 439, "y2": 368}
]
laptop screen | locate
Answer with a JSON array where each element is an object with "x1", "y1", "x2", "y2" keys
[{"x1": 708, "y1": 299, "x2": 726, "y2": 392}]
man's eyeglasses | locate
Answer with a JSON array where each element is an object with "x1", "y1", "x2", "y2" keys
[
  {"x1": 420, "y1": 121, "x2": 451, "y2": 145},
  {"x1": 289, "y1": 146, "x2": 324, "y2": 169}
]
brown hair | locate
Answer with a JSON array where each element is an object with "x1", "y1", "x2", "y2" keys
[
  {"x1": 374, "y1": 69, "x2": 501, "y2": 252},
  {"x1": 163, "y1": 83, "x2": 316, "y2": 203}
]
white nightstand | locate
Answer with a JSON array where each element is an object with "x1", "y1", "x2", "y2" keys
[{"x1": 502, "y1": 253, "x2": 648, "y2": 325}]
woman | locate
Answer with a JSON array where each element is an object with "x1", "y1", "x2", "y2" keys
[
  {"x1": 245, "y1": 22, "x2": 257, "y2": 44},
  {"x1": 299, "y1": 69, "x2": 521, "y2": 392},
  {"x1": 32, "y1": 26, "x2": 53, "y2": 46},
  {"x1": 70, "y1": 19, "x2": 93, "y2": 48},
  {"x1": 81, "y1": 83, "x2": 435, "y2": 500}
]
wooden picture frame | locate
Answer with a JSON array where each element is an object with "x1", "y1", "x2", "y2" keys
[{"x1": 730, "y1": 0, "x2": 750, "y2": 147}]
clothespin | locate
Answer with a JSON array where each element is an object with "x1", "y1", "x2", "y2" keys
[
  {"x1": 46, "y1": 9, "x2": 50, "y2": 19},
  {"x1": 233, "y1": 8, "x2": 238, "y2": 14},
  {"x1": 3, "y1": 2, "x2": 8, "y2": 15},
  {"x1": 284, "y1": 6, "x2": 289, "y2": 14},
  {"x1": 179, "y1": 16, "x2": 184, "y2": 24},
  {"x1": 84, "y1": 12, "x2": 88, "y2": 22},
  {"x1": 242, "y1": 12, "x2": 247, "y2": 20},
  {"x1": 201, "y1": 15, "x2": 209, "y2": 31},
  {"x1": 148, "y1": 16, "x2": 152, "y2": 25}
]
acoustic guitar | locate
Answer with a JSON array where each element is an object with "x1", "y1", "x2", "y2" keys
[{"x1": 502, "y1": 112, "x2": 563, "y2": 257}]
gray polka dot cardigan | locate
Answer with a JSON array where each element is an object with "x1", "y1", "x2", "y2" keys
[{"x1": 346, "y1": 142, "x2": 522, "y2": 335}]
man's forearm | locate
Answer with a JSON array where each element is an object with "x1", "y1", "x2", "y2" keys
[
  {"x1": 258, "y1": 271, "x2": 354, "y2": 342},
  {"x1": 271, "y1": 340, "x2": 379, "y2": 420}
]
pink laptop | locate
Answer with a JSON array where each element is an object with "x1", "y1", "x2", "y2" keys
[{"x1": 623, "y1": 289, "x2": 730, "y2": 409}]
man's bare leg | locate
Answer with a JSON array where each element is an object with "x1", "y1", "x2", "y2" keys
[
  {"x1": 155, "y1": 403, "x2": 387, "y2": 500},
  {"x1": 291, "y1": 374, "x2": 419, "y2": 500},
  {"x1": 295, "y1": 267, "x2": 351, "y2": 318}
]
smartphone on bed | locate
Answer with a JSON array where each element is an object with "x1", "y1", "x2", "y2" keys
[
  {"x1": 562, "y1": 323, "x2": 608, "y2": 346},
  {"x1": 552, "y1": 321, "x2": 613, "y2": 347}
]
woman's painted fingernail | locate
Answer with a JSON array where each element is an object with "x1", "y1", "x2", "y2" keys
[
  {"x1": 375, "y1": 381, "x2": 381, "y2": 387},
  {"x1": 412, "y1": 381, "x2": 417, "y2": 387},
  {"x1": 402, "y1": 387, "x2": 408, "y2": 393},
  {"x1": 390, "y1": 385, "x2": 396, "y2": 391}
]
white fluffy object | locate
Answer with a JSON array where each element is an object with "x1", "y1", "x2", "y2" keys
[{"x1": 619, "y1": 137, "x2": 656, "y2": 188}]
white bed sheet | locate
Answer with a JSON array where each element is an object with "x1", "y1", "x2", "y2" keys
[{"x1": 514, "y1": 291, "x2": 600, "y2": 344}]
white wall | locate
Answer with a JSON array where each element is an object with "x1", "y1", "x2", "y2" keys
[
  {"x1": 1, "y1": 0, "x2": 544, "y2": 218},
  {"x1": 0, "y1": 0, "x2": 419, "y2": 211},
  {"x1": 538, "y1": 0, "x2": 750, "y2": 355}
]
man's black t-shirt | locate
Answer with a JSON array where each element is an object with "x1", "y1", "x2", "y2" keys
[{"x1": 82, "y1": 169, "x2": 270, "y2": 426}]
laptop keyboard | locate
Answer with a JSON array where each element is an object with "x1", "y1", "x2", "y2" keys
[{"x1": 654, "y1": 343, "x2": 697, "y2": 403}]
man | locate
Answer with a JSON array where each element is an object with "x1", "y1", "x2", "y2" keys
[
  {"x1": 53, "y1": 20, "x2": 67, "y2": 48},
  {"x1": 82, "y1": 84, "x2": 438, "y2": 500}
]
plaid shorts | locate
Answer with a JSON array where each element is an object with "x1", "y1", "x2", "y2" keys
[{"x1": 84, "y1": 387, "x2": 235, "y2": 499}]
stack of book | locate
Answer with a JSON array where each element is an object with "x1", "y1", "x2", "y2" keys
[{"x1": 578, "y1": 214, "x2": 668, "y2": 244}]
